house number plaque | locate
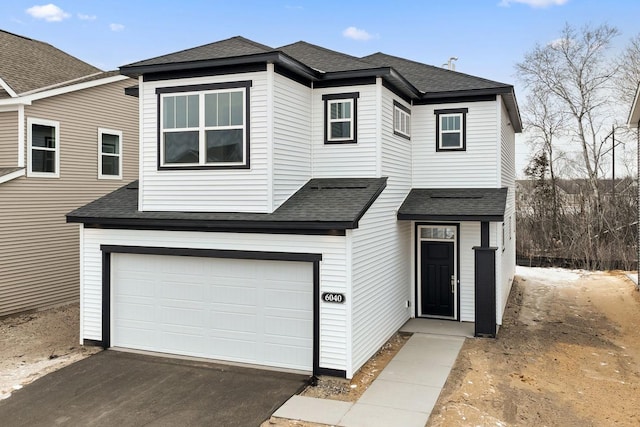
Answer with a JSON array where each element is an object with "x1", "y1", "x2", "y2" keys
[{"x1": 322, "y1": 292, "x2": 345, "y2": 304}]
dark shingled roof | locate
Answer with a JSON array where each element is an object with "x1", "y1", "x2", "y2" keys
[
  {"x1": 398, "y1": 188, "x2": 507, "y2": 221},
  {"x1": 0, "y1": 29, "x2": 101, "y2": 95},
  {"x1": 362, "y1": 52, "x2": 511, "y2": 94},
  {"x1": 67, "y1": 178, "x2": 387, "y2": 232},
  {"x1": 124, "y1": 36, "x2": 274, "y2": 68},
  {"x1": 278, "y1": 41, "x2": 377, "y2": 73}
]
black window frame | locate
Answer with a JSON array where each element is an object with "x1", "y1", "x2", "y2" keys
[
  {"x1": 435, "y1": 108, "x2": 468, "y2": 152},
  {"x1": 156, "y1": 80, "x2": 252, "y2": 170},
  {"x1": 322, "y1": 92, "x2": 359, "y2": 144},
  {"x1": 393, "y1": 100, "x2": 411, "y2": 140}
]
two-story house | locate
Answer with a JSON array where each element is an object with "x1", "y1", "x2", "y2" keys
[
  {"x1": 68, "y1": 36, "x2": 521, "y2": 379},
  {"x1": 0, "y1": 30, "x2": 138, "y2": 316}
]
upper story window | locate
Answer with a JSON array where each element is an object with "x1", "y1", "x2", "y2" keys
[
  {"x1": 322, "y1": 92, "x2": 359, "y2": 144},
  {"x1": 156, "y1": 81, "x2": 251, "y2": 169},
  {"x1": 435, "y1": 108, "x2": 468, "y2": 151},
  {"x1": 393, "y1": 101, "x2": 411, "y2": 139},
  {"x1": 98, "y1": 128, "x2": 122, "y2": 179},
  {"x1": 27, "y1": 117, "x2": 60, "y2": 178}
]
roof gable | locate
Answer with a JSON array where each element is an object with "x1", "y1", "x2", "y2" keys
[
  {"x1": 0, "y1": 30, "x2": 100, "y2": 96},
  {"x1": 124, "y1": 36, "x2": 275, "y2": 68}
]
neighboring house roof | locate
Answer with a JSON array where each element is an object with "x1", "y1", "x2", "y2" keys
[
  {"x1": 0, "y1": 29, "x2": 101, "y2": 96},
  {"x1": 397, "y1": 188, "x2": 508, "y2": 221},
  {"x1": 119, "y1": 36, "x2": 521, "y2": 131},
  {"x1": 67, "y1": 178, "x2": 387, "y2": 232}
]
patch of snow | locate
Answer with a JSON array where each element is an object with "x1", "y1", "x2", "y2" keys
[{"x1": 516, "y1": 266, "x2": 582, "y2": 283}]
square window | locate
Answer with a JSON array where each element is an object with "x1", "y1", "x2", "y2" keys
[
  {"x1": 323, "y1": 93, "x2": 359, "y2": 144},
  {"x1": 98, "y1": 128, "x2": 123, "y2": 179},
  {"x1": 27, "y1": 118, "x2": 60, "y2": 177},
  {"x1": 435, "y1": 109, "x2": 468, "y2": 151},
  {"x1": 158, "y1": 82, "x2": 250, "y2": 168}
]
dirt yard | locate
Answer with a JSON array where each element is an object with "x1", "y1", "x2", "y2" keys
[
  {"x1": 428, "y1": 268, "x2": 640, "y2": 427},
  {"x1": 0, "y1": 303, "x2": 100, "y2": 400}
]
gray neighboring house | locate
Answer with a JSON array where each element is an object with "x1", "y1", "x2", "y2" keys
[
  {"x1": 68, "y1": 36, "x2": 521, "y2": 378},
  {"x1": 0, "y1": 30, "x2": 138, "y2": 316}
]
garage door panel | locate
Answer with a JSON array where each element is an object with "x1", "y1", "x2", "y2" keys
[{"x1": 112, "y1": 254, "x2": 313, "y2": 372}]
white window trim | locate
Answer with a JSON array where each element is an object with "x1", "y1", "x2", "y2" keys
[
  {"x1": 327, "y1": 98, "x2": 354, "y2": 142},
  {"x1": 27, "y1": 117, "x2": 60, "y2": 178},
  {"x1": 159, "y1": 88, "x2": 247, "y2": 167},
  {"x1": 394, "y1": 104, "x2": 411, "y2": 139},
  {"x1": 438, "y1": 112, "x2": 464, "y2": 150},
  {"x1": 98, "y1": 127, "x2": 123, "y2": 180}
]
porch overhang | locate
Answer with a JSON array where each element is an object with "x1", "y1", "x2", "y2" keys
[{"x1": 397, "y1": 188, "x2": 507, "y2": 222}]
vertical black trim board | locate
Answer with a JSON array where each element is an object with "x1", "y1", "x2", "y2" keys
[
  {"x1": 414, "y1": 222, "x2": 461, "y2": 320},
  {"x1": 322, "y1": 92, "x2": 359, "y2": 144},
  {"x1": 101, "y1": 251, "x2": 111, "y2": 349},
  {"x1": 435, "y1": 108, "x2": 468, "y2": 152},
  {"x1": 100, "y1": 246, "x2": 325, "y2": 376},
  {"x1": 481, "y1": 221, "x2": 490, "y2": 247},
  {"x1": 155, "y1": 81, "x2": 252, "y2": 170}
]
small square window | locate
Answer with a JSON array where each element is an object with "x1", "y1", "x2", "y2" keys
[
  {"x1": 323, "y1": 92, "x2": 359, "y2": 144},
  {"x1": 393, "y1": 101, "x2": 411, "y2": 139},
  {"x1": 435, "y1": 108, "x2": 468, "y2": 151},
  {"x1": 98, "y1": 128, "x2": 123, "y2": 179},
  {"x1": 27, "y1": 117, "x2": 60, "y2": 178}
]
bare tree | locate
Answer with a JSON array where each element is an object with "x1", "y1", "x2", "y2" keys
[
  {"x1": 516, "y1": 23, "x2": 620, "y2": 216},
  {"x1": 616, "y1": 33, "x2": 640, "y2": 109},
  {"x1": 522, "y1": 86, "x2": 567, "y2": 231}
]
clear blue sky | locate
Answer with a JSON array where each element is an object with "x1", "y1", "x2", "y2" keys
[{"x1": 4, "y1": 0, "x2": 640, "y2": 174}]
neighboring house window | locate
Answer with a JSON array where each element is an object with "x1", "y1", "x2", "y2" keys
[
  {"x1": 27, "y1": 117, "x2": 60, "y2": 178},
  {"x1": 435, "y1": 108, "x2": 468, "y2": 151},
  {"x1": 393, "y1": 101, "x2": 411, "y2": 139},
  {"x1": 98, "y1": 128, "x2": 123, "y2": 179},
  {"x1": 322, "y1": 92, "x2": 359, "y2": 144},
  {"x1": 502, "y1": 222, "x2": 506, "y2": 252},
  {"x1": 156, "y1": 81, "x2": 251, "y2": 169}
]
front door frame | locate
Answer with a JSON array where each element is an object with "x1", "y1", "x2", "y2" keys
[{"x1": 415, "y1": 222, "x2": 460, "y2": 320}]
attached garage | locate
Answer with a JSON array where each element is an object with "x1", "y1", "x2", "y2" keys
[{"x1": 101, "y1": 247, "x2": 321, "y2": 373}]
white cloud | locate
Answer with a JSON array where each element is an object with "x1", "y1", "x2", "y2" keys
[
  {"x1": 498, "y1": 0, "x2": 568, "y2": 7},
  {"x1": 78, "y1": 13, "x2": 96, "y2": 21},
  {"x1": 110, "y1": 23, "x2": 125, "y2": 32},
  {"x1": 26, "y1": 4, "x2": 70, "y2": 22},
  {"x1": 342, "y1": 26, "x2": 374, "y2": 41}
]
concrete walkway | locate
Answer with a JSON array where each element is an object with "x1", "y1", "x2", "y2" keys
[{"x1": 273, "y1": 320, "x2": 472, "y2": 427}]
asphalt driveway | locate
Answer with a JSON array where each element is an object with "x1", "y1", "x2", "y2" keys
[{"x1": 0, "y1": 350, "x2": 308, "y2": 427}]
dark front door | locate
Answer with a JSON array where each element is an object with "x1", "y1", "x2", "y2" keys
[{"x1": 420, "y1": 241, "x2": 455, "y2": 317}]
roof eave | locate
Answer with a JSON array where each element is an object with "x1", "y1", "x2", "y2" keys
[{"x1": 397, "y1": 213, "x2": 505, "y2": 222}]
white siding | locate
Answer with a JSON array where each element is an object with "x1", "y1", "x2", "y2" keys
[
  {"x1": 459, "y1": 222, "x2": 480, "y2": 322},
  {"x1": 272, "y1": 73, "x2": 312, "y2": 208},
  {"x1": 350, "y1": 84, "x2": 412, "y2": 375},
  {"x1": 498, "y1": 96, "x2": 516, "y2": 324},
  {"x1": 140, "y1": 72, "x2": 271, "y2": 212},
  {"x1": 312, "y1": 84, "x2": 378, "y2": 178},
  {"x1": 412, "y1": 101, "x2": 499, "y2": 188},
  {"x1": 81, "y1": 228, "x2": 349, "y2": 373}
]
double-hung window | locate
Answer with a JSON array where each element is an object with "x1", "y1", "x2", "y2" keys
[
  {"x1": 435, "y1": 108, "x2": 468, "y2": 151},
  {"x1": 158, "y1": 81, "x2": 250, "y2": 168},
  {"x1": 98, "y1": 128, "x2": 122, "y2": 179},
  {"x1": 323, "y1": 92, "x2": 359, "y2": 144},
  {"x1": 393, "y1": 101, "x2": 411, "y2": 139},
  {"x1": 27, "y1": 117, "x2": 60, "y2": 178}
]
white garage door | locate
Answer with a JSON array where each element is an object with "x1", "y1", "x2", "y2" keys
[{"x1": 111, "y1": 253, "x2": 313, "y2": 372}]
